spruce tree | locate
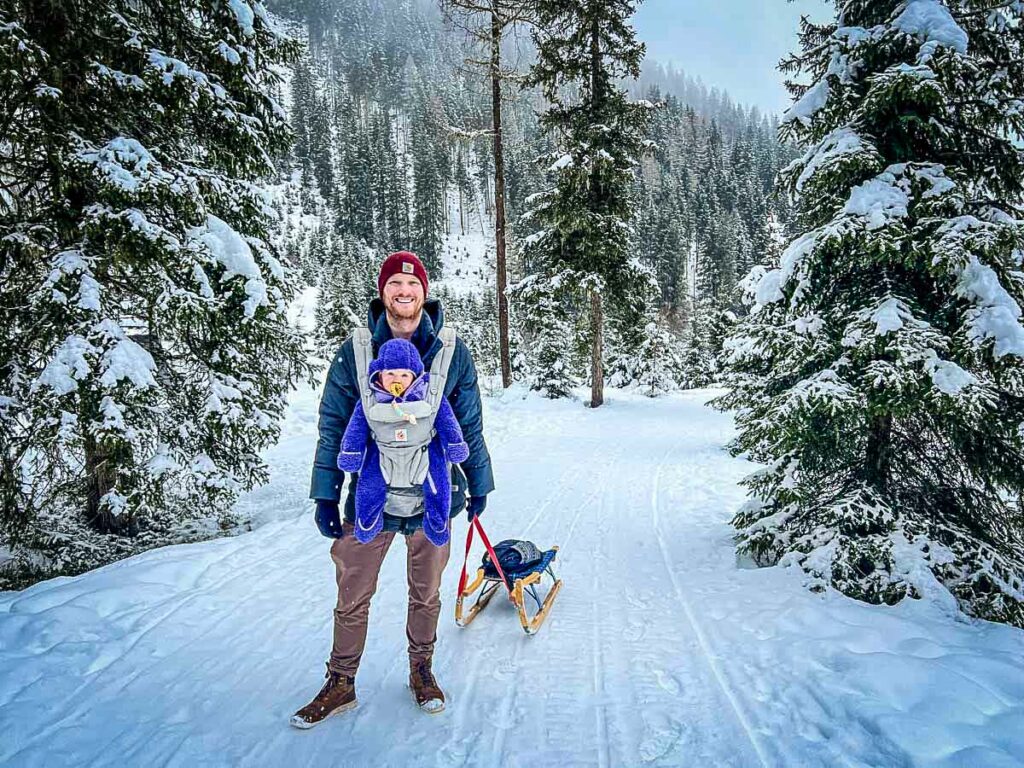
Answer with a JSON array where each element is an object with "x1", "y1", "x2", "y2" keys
[
  {"x1": 371, "y1": 107, "x2": 410, "y2": 252},
  {"x1": 632, "y1": 319, "x2": 687, "y2": 397},
  {"x1": 315, "y1": 235, "x2": 375, "y2": 358},
  {"x1": 716, "y1": 0, "x2": 1024, "y2": 626},
  {"x1": 336, "y1": 89, "x2": 375, "y2": 244},
  {"x1": 522, "y1": 0, "x2": 650, "y2": 407},
  {"x1": 605, "y1": 261, "x2": 685, "y2": 394},
  {"x1": 682, "y1": 297, "x2": 735, "y2": 387},
  {"x1": 410, "y1": 94, "x2": 446, "y2": 273},
  {"x1": 510, "y1": 271, "x2": 583, "y2": 398},
  {"x1": 0, "y1": 0, "x2": 312, "y2": 572}
]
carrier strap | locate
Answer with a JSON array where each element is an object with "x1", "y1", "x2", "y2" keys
[
  {"x1": 351, "y1": 327, "x2": 375, "y2": 416},
  {"x1": 427, "y1": 326, "x2": 457, "y2": 411},
  {"x1": 351, "y1": 324, "x2": 458, "y2": 421}
]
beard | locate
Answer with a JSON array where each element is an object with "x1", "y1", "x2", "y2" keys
[{"x1": 383, "y1": 294, "x2": 424, "y2": 323}]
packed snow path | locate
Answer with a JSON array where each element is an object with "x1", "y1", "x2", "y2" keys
[{"x1": 2, "y1": 389, "x2": 1024, "y2": 767}]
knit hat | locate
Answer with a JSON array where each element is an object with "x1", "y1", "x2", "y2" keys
[
  {"x1": 369, "y1": 338, "x2": 425, "y2": 378},
  {"x1": 378, "y1": 251, "x2": 428, "y2": 298}
]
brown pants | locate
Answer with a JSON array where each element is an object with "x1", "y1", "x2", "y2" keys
[{"x1": 328, "y1": 521, "x2": 451, "y2": 678}]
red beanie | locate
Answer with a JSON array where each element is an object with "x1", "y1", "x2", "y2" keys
[{"x1": 378, "y1": 251, "x2": 429, "y2": 298}]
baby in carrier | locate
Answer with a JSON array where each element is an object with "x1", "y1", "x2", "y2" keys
[{"x1": 337, "y1": 338, "x2": 469, "y2": 546}]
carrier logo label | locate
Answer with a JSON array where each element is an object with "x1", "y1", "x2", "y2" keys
[
  {"x1": 395, "y1": 428, "x2": 408, "y2": 442},
  {"x1": 402, "y1": 262, "x2": 414, "y2": 274}
]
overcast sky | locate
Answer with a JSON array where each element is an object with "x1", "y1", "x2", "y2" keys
[{"x1": 632, "y1": 0, "x2": 833, "y2": 115}]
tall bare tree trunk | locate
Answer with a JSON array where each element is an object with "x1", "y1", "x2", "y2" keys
[
  {"x1": 458, "y1": 146, "x2": 466, "y2": 235},
  {"x1": 590, "y1": 288, "x2": 604, "y2": 408},
  {"x1": 588, "y1": 16, "x2": 604, "y2": 408},
  {"x1": 443, "y1": 181, "x2": 450, "y2": 237},
  {"x1": 492, "y1": 5, "x2": 512, "y2": 388}
]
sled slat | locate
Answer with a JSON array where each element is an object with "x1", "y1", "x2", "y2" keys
[
  {"x1": 455, "y1": 572, "x2": 499, "y2": 627},
  {"x1": 518, "y1": 577, "x2": 563, "y2": 635}
]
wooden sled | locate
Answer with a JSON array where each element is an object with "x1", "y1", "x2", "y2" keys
[{"x1": 455, "y1": 520, "x2": 563, "y2": 636}]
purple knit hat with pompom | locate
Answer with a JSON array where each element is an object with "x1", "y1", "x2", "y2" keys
[{"x1": 369, "y1": 338, "x2": 424, "y2": 377}]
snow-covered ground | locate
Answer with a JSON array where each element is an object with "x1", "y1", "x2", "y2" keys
[
  {"x1": 437, "y1": 181, "x2": 495, "y2": 298},
  {"x1": 2, "y1": 373, "x2": 1024, "y2": 765}
]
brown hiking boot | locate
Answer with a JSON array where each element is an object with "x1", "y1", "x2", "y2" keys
[
  {"x1": 409, "y1": 656, "x2": 445, "y2": 714},
  {"x1": 290, "y1": 663, "x2": 357, "y2": 729}
]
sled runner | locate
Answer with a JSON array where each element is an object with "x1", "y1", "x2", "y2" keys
[{"x1": 455, "y1": 517, "x2": 562, "y2": 635}]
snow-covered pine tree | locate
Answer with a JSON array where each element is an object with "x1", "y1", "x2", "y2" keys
[
  {"x1": 371, "y1": 107, "x2": 411, "y2": 253},
  {"x1": 291, "y1": 54, "x2": 335, "y2": 207},
  {"x1": 0, "y1": 0, "x2": 312, "y2": 576},
  {"x1": 510, "y1": 270, "x2": 584, "y2": 398},
  {"x1": 336, "y1": 87, "x2": 375, "y2": 245},
  {"x1": 716, "y1": 0, "x2": 1024, "y2": 626},
  {"x1": 632, "y1": 318, "x2": 687, "y2": 397},
  {"x1": 682, "y1": 296, "x2": 736, "y2": 388},
  {"x1": 606, "y1": 260, "x2": 686, "y2": 395},
  {"x1": 628, "y1": 86, "x2": 795, "y2": 333},
  {"x1": 522, "y1": 0, "x2": 650, "y2": 407},
  {"x1": 430, "y1": 284, "x2": 500, "y2": 378},
  {"x1": 315, "y1": 235, "x2": 376, "y2": 358}
]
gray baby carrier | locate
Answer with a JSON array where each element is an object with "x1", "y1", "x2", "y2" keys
[{"x1": 351, "y1": 326, "x2": 457, "y2": 492}]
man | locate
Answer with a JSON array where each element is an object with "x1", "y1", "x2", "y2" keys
[{"x1": 291, "y1": 251, "x2": 494, "y2": 727}]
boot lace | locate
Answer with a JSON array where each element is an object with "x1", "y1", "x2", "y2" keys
[
  {"x1": 320, "y1": 663, "x2": 349, "y2": 695},
  {"x1": 414, "y1": 660, "x2": 436, "y2": 689}
]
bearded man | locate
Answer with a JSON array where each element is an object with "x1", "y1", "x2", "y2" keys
[{"x1": 291, "y1": 251, "x2": 494, "y2": 727}]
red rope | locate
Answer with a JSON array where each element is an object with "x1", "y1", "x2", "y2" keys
[{"x1": 457, "y1": 517, "x2": 512, "y2": 598}]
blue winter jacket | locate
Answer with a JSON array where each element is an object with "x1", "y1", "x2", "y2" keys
[{"x1": 310, "y1": 298, "x2": 495, "y2": 533}]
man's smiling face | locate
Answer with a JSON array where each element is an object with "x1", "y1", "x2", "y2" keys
[{"x1": 382, "y1": 273, "x2": 425, "y2": 323}]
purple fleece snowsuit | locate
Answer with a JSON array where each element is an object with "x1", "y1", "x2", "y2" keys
[{"x1": 336, "y1": 339, "x2": 469, "y2": 546}]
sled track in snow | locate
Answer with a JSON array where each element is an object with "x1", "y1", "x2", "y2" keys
[
  {"x1": 650, "y1": 447, "x2": 772, "y2": 768},
  {"x1": 588, "y1": 481, "x2": 612, "y2": 768},
  {"x1": 437, "y1": 436, "x2": 629, "y2": 768},
  {"x1": 434, "y1": 456, "x2": 602, "y2": 765},
  {"x1": 485, "y1": 446, "x2": 624, "y2": 768}
]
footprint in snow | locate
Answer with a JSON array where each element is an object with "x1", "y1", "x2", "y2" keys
[
  {"x1": 624, "y1": 618, "x2": 647, "y2": 642},
  {"x1": 638, "y1": 711, "x2": 685, "y2": 763},
  {"x1": 625, "y1": 590, "x2": 653, "y2": 610},
  {"x1": 485, "y1": 703, "x2": 526, "y2": 730},
  {"x1": 435, "y1": 733, "x2": 475, "y2": 767},
  {"x1": 654, "y1": 668, "x2": 681, "y2": 695},
  {"x1": 491, "y1": 659, "x2": 518, "y2": 683}
]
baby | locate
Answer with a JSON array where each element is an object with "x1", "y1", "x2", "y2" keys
[{"x1": 337, "y1": 338, "x2": 469, "y2": 546}]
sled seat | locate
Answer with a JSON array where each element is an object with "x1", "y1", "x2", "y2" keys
[
  {"x1": 482, "y1": 547, "x2": 558, "y2": 584},
  {"x1": 456, "y1": 526, "x2": 563, "y2": 636}
]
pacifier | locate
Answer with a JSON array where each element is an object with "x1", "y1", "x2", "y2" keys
[{"x1": 388, "y1": 381, "x2": 407, "y2": 396}]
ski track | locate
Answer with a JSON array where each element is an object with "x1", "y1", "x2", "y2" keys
[
  {"x1": 484, "y1": 440, "x2": 627, "y2": 768},
  {"x1": 4, "y1": 389, "x2": 1024, "y2": 767},
  {"x1": 651, "y1": 446, "x2": 769, "y2": 768}
]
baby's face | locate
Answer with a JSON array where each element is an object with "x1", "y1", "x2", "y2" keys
[{"x1": 380, "y1": 368, "x2": 415, "y2": 396}]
